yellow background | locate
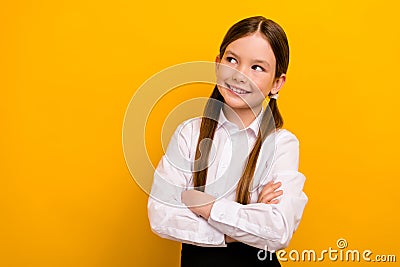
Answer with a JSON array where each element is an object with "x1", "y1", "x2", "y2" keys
[{"x1": 1, "y1": 0, "x2": 399, "y2": 266}]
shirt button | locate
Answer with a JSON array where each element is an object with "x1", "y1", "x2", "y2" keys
[
  {"x1": 219, "y1": 213, "x2": 225, "y2": 220},
  {"x1": 208, "y1": 236, "x2": 213, "y2": 242}
]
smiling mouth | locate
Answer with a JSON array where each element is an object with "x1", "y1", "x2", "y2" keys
[{"x1": 225, "y1": 83, "x2": 250, "y2": 95}]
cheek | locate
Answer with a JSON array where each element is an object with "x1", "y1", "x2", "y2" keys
[
  {"x1": 216, "y1": 64, "x2": 236, "y2": 83},
  {"x1": 251, "y1": 75, "x2": 274, "y2": 94}
]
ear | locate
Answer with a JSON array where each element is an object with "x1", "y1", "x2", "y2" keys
[
  {"x1": 270, "y1": 74, "x2": 286, "y2": 95},
  {"x1": 215, "y1": 55, "x2": 221, "y2": 72}
]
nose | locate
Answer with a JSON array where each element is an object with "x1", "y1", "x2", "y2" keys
[{"x1": 232, "y1": 67, "x2": 247, "y2": 84}]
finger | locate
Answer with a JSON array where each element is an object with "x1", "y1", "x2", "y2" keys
[
  {"x1": 259, "y1": 197, "x2": 279, "y2": 204},
  {"x1": 271, "y1": 181, "x2": 282, "y2": 190},
  {"x1": 272, "y1": 190, "x2": 283, "y2": 198},
  {"x1": 258, "y1": 188, "x2": 274, "y2": 202},
  {"x1": 261, "y1": 181, "x2": 282, "y2": 193},
  {"x1": 263, "y1": 190, "x2": 283, "y2": 203},
  {"x1": 259, "y1": 182, "x2": 282, "y2": 202},
  {"x1": 260, "y1": 181, "x2": 277, "y2": 195},
  {"x1": 261, "y1": 180, "x2": 274, "y2": 191},
  {"x1": 259, "y1": 190, "x2": 283, "y2": 204}
]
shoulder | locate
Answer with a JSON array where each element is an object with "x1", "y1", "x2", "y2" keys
[
  {"x1": 174, "y1": 117, "x2": 202, "y2": 137},
  {"x1": 275, "y1": 128, "x2": 299, "y2": 142},
  {"x1": 274, "y1": 128, "x2": 300, "y2": 150},
  {"x1": 268, "y1": 129, "x2": 302, "y2": 169},
  {"x1": 169, "y1": 117, "x2": 202, "y2": 151}
]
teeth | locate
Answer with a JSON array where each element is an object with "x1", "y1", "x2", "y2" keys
[{"x1": 228, "y1": 84, "x2": 248, "y2": 94}]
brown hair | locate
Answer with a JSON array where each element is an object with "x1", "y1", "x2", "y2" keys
[{"x1": 193, "y1": 16, "x2": 290, "y2": 204}]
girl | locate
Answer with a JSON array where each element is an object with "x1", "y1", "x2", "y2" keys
[{"x1": 148, "y1": 16, "x2": 308, "y2": 266}]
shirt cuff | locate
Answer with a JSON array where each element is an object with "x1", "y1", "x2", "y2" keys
[
  {"x1": 153, "y1": 216, "x2": 227, "y2": 247},
  {"x1": 208, "y1": 198, "x2": 241, "y2": 236}
]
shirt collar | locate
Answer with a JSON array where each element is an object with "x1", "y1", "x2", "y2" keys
[{"x1": 217, "y1": 107, "x2": 264, "y2": 137}]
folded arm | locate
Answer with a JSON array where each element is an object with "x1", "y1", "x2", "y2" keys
[
  {"x1": 147, "y1": 121, "x2": 226, "y2": 246},
  {"x1": 181, "y1": 131, "x2": 308, "y2": 251}
]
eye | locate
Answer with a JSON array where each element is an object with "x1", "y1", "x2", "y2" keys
[
  {"x1": 252, "y1": 65, "x2": 264, "y2": 72},
  {"x1": 226, "y1": 57, "x2": 237, "y2": 64}
]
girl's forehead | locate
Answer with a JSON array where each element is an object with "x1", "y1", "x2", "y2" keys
[{"x1": 225, "y1": 33, "x2": 276, "y2": 63}]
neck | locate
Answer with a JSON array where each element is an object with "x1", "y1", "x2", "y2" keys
[{"x1": 223, "y1": 105, "x2": 262, "y2": 130}]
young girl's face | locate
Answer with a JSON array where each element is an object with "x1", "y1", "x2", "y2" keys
[{"x1": 216, "y1": 32, "x2": 285, "y2": 113}]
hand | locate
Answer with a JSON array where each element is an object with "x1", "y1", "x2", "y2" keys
[
  {"x1": 257, "y1": 180, "x2": 283, "y2": 204},
  {"x1": 225, "y1": 235, "x2": 237, "y2": 243},
  {"x1": 181, "y1": 190, "x2": 216, "y2": 219}
]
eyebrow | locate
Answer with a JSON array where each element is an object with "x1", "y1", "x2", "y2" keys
[{"x1": 226, "y1": 50, "x2": 271, "y2": 67}]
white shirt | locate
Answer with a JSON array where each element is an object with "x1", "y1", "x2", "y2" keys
[{"x1": 147, "y1": 109, "x2": 308, "y2": 251}]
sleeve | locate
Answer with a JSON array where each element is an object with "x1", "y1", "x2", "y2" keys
[
  {"x1": 147, "y1": 120, "x2": 226, "y2": 246},
  {"x1": 207, "y1": 130, "x2": 308, "y2": 251}
]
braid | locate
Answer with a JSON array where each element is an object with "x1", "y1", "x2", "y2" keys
[
  {"x1": 268, "y1": 93, "x2": 283, "y2": 129},
  {"x1": 235, "y1": 96, "x2": 282, "y2": 204},
  {"x1": 193, "y1": 86, "x2": 224, "y2": 191}
]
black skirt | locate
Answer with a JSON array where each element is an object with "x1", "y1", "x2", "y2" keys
[{"x1": 181, "y1": 242, "x2": 281, "y2": 267}]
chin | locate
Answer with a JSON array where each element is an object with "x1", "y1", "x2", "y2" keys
[{"x1": 223, "y1": 98, "x2": 251, "y2": 110}]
